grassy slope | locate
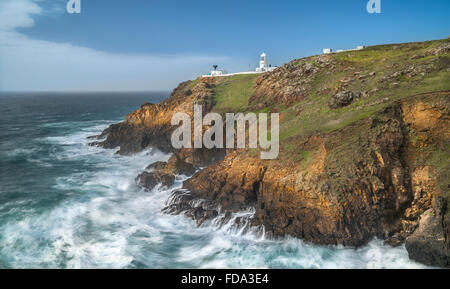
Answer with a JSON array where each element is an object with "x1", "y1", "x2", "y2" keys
[
  {"x1": 280, "y1": 39, "x2": 450, "y2": 141},
  {"x1": 212, "y1": 74, "x2": 260, "y2": 114}
]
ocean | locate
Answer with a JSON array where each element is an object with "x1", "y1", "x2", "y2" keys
[{"x1": 0, "y1": 92, "x2": 428, "y2": 269}]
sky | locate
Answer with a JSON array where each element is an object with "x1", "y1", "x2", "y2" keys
[{"x1": 0, "y1": 0, "x2": 449, "y2": 92}]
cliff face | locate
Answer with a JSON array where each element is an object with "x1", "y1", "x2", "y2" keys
[
  {"x1": 92, "y1": 39, "x2": 450, "y2": 267},
  {"x1": 167, "y1": 93, "x2": 449, "y2": 250}
]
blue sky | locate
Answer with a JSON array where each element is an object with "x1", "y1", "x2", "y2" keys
[{"x1": 0, "y1": 0, "x2": 449, "y2": 92}]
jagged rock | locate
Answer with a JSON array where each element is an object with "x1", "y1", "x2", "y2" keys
[
  {"x1": 163, "y1": 190, "x2": 220, "y2": 226},
  {"x1": 405, "y1": 209, "x2": 450, "y2": 268},
  {"x1": 146, "y1": 161, "x2": 168, "y2": 171},
  {"x1": 167, "y1": 153, "x2": 196, "y2": 176},
  {"x1": 186, "y1": 207, "x2": 219, "y2": 226},
  {"x1": 140, "y1": 102, "x2": 155, "y2": 109},
  {"x1": 426, "y1": 43, "x2": 450, "y2": 56},
  {"x1": 138, "y1": 154, "x2": 196, "y2": 190},
  {"x1": 137, "y1": 171, "x2": 175, "y2": 190},
  {"x1": 176, "y1": 148, "x2": 226, "y2": 168},
  {"x1": 329, "y1": 91, "x2": 355, "y2": 109},
  {"x1": 250, "y1": 57, "x2": 335, "y2": 107}
]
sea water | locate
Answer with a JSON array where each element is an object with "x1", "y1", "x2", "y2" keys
[{"x1": 0, "y1": 92, "x2": 428, "y2": 269}]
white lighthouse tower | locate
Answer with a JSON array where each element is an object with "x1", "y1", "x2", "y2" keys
[
  {"x1": 260, "y1": 52, "x2": 268, "y2": 69},
  {"x1": 256, "y1": 52, "x2": 275, "y2": 72}
]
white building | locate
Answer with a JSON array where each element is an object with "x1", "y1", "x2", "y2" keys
[
  {"x1": 255, "y1": 52, "x2": 276, "y2": 72},
  {"x1": 210, "y1": 70, "x2": 226, "y2": 76},
  {"x1": 323, "y1": 45, "x2": 366, "y2": 54}
]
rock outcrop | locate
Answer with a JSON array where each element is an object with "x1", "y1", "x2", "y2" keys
[
  {"x1": 250, "y1": 55, "x2": 337, "y2": 107},
  {"x1": 405, "y1": 206, "x2": 449, "y2": 268},
  {"x1": 137, "y1": 153, "x2": 196, "y2": 190},
  {"x1": 91, "y1": 80, "x2": 217, "y2": 155},
  {"x1": 328, "y1": 91, "x2": 356, "y2": 109}
]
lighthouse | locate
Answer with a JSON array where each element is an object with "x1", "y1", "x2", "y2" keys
[
  {"x1": 256, "y1": 52, "x2": 275, "y2": 72},
  {"x1": 260, "y1": 52, "x2": 268, "y2": 70}
]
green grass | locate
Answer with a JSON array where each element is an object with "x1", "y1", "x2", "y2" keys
[{"x1": 212, "y1": 74, "x2": 259, "y2": 114}]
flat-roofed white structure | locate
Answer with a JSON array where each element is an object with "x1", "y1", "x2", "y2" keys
[
  {"x1": 210, "y1": 70, "x2": 226, "y2": 76},
  {"x1": 323, "y1": 45, "x2": 366, "y2": 54}
]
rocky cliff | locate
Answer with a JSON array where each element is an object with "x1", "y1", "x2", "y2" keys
[{"x1": 92, "y1": 39, "x2": 450, "y2": 267}]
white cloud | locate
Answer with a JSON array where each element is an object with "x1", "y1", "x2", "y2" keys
[
  {"x1": 0, "y1": 0, "x2": 42, "y2": 31},
  {"x1": 0, "y1": 0, "x2": 228, "y2": 92}
]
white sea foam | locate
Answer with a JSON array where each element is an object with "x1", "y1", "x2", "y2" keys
[{"x1": 5, "y1": 148, "x2": 39, "y2": 157}]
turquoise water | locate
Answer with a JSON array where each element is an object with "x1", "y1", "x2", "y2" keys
[{"x1": 0, "y1": 93, "x2": 428, "y2": 269}]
